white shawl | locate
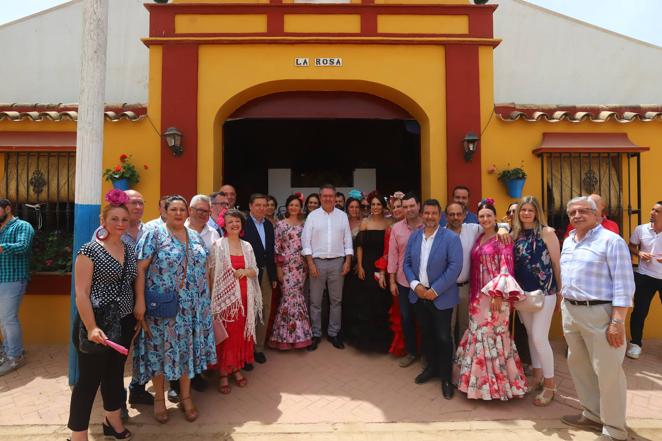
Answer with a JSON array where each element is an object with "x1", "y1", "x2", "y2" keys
[{"x1": 210, "y1": 238, "x2": 263, "y2": 340}]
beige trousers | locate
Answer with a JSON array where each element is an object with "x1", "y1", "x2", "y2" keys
[
  {"x1": 254, "y1": 268, "x2": 273, "y2": 352},
  {"x1": 561, "y1": 300, "x2": 628, "y2": 440},
  {"x1": 451, "y1": 284, "x2": 470, "y2": 342}
]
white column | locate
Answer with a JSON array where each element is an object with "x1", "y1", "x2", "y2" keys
[{"x1": 69, "y1": 0, "x2": 108, "y2": 385}]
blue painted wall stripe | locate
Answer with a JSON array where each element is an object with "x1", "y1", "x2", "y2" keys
[{"x1": 69, "y1": 203, "x2": 101, "y2": 385}]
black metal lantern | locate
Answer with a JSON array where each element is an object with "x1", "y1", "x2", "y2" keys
[
  {"x1": 163, "y1": 127, "x2": 183, "y2": 156},
  {"x1": 463, "y1": 132, "x2": 479, "y2": 162}
]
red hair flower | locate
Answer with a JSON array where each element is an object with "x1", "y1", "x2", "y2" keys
[{"x1": 119, "y1": 154, "x2": 129, "y2": 162}]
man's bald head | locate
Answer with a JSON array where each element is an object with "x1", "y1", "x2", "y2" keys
[
  {"x1": 124, "y1": 189, "x2": 145, "y2": 222},
  {"x1": 589, "y1": 194, "x2": 606, "y2": 217}
]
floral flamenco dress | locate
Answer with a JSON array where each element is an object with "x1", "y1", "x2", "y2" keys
[
  {"x1": 454, "y1": 234, "x2": 528, "y2": 401},
  {"x1": 269, "y1": 221, "x2": 312, "y2": 350}
]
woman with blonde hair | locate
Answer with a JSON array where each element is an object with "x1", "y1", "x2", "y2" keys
[
  {"x1": 208, "y1": 209, "x2": 263, "y2": 393},
  {"x1": 511, "y1": 196, "x2": 561, "y2": 406}
]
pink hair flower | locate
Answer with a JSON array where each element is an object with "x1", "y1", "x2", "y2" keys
[{"x1": 105, "y1": 189, "x2": 130, "y2": 206}]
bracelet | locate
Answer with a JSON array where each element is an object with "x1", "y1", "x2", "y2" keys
[{"x1": 609, "y1": 318, "x2": 624, "y2": 325}]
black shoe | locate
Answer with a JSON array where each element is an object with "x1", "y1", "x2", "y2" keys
[
  {"x1": 120, "y1": 404, "x2": 129, "y2": 421},
  {"x1": 167, "y1": 388, "x2": 179, "y2": 404},
  {"x1": 128, "y1": 387, "x2": 154, "y2": 406},
  {"x1": 254, "y1": 352, "x2": 267, "y2": 364},
  {"x1": 243, "y1": 363, "x2": 254, "y2": 371},
  {"x1": 327, "y1": 335, "x2": 345, "y2": 350},
  {"x1": 103, "y1": 417, "x2": 132, "y2": 440},
  {"x1": 442, "y1": 380, "x2": 455, "y2": 400},
  {"x1": 191, "y1": 374, "x2": 208, "y2": 392},
  {"x1": 414, "y1": 368, "x2": 436, "y2": 385},
  {"x1": 307, "y1": 337, "x2": 321, "y2": 351}
]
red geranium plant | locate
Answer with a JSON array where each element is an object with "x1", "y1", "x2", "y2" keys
[{"x1": 103, "y1": 154, "x2": 141, "y2": 186}]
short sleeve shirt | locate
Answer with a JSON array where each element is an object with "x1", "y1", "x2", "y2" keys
[
  {"x1": 77, "y1": 241, "x2": 137, "y2": 317},
  {"x1": 630, "y1": 223, "x2": 662, "y2": 279}
]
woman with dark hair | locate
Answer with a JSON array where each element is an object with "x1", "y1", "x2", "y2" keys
[
  {"x1": 68, "y1": 190, "x2": 137, "y2": 441},
  {"x1": 265, "y1": 195, "x2": 278, "y2": 226},
  {"x1": 455, "y1": 199, "x2": 528, "y2": 401},
  {"x1": 304, "y1": 193, "x2": 320, "y2": 216},
  {"x1": 344, "y1": 191, "x2": 393, "y2": 352},
  {"x1": 133, "y1": 195, "x2": 216, "y2": 423},
  {"x1": 345, "y1": 197, "x2": 362, "y2": 236},
  {"x1": 269, "y1": 195, "x2": 313, "y2": 350},
  {"x1": 512, "y1": 196, "x2": 561, "y2": 406},
  {"x1": 208, "y1": 209, "x2": 262, "y2": 393}
]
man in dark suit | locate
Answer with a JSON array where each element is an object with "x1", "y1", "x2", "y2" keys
[
  {"x1": 243, "y1": 193, "x2": 277, "y2": 365},
  {"x1": 404, "y1": 199, "x2": 463, "y2": 399}
]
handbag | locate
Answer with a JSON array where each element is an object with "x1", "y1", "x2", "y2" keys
[
  {"x1": 77, "y1": 246, "x2": 127, "y2": 354},
  {"x1": 514, "y1": 289, "x2": 545, "y2": 313},
  {"x1": 144, "y1": 228, "x2": 189, "y2": 318},
  {"x1": 213, "y1": 318, "x2": 228, "y2": 344}
]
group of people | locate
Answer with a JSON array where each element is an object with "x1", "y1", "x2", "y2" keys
[{"x1": 0, "y1": 181, "x2": 659, "y2": 441}]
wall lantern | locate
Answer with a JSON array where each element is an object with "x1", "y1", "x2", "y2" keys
[
  {"x1": 463, "y1": 132, "x2": 479, "y2": 162},
  {"x1": 162, "y1": 127, "x2": 183, "y2": 156}
]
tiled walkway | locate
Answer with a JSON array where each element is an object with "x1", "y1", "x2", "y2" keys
[{"x1": 0, "y1": 340, "x2": 660, "y2": 439}]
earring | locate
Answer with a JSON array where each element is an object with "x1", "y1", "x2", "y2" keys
[{"x1": 96, "y1": 227, "x2": 109, "y2": 241}]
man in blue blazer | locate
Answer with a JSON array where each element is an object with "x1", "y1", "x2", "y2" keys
[{"x1": 404, "y1": 199, "x2": 463, "y2": 399}]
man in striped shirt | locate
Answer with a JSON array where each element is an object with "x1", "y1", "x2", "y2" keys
[
  {"x1": 0, "y1": 199, "x2": 35, "y2": 376},
  {"x1": 559, "y1": 196, "x2": 634, "y2": 441}
]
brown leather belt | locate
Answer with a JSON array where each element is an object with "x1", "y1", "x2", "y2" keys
[{"x1": 564, "y1": 299, "x2": 611, "y2": 306}]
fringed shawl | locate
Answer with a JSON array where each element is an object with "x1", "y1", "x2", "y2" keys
[{"x1": 209, "y1": 238, "x2": 263, "y2": 340}]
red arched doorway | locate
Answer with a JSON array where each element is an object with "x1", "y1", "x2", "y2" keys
[{"x1": 223, "y1": 91, "x2": 421, "y2": 210}]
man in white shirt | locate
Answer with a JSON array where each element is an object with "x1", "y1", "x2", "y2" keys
[
  {"x1": 185, "y1": 194, "x2": 220, "y2": 251},
  {"x1": 627, "y1": 201, "x2": 662, "y2": 359},
  {"x1": 301, "y1": 184, "x2": 353, "y2": 351}
]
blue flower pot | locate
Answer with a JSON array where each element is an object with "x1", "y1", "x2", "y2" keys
[
  {"x1": 112, "y1": 178, "x2": 130, "y2": 191},
  {"x1": 504, "y1": 178, "x2": 526, "y2": 199}
]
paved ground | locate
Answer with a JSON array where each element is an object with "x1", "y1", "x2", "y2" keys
[{"x1": 0, "y1": 340, "x2": 660, "y2": 440}]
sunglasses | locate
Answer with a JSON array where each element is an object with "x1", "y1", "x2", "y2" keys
[{"x1": 360, "y1": 204, "x2": 370, "y2": 209}]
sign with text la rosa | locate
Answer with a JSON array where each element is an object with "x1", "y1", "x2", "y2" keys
[{"x1": 295, "y1": 58, "x2": 343, "y2": 67}]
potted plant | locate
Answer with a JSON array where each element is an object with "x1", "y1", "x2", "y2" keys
[
  {"x1": 497, "y1": 163, "x2": 527, "y2": 198},
  {"x1": 103, "y1": 154, "x2": 141, "y2": 190},
  {"x1": 30, "y1": 230, "x2": 73, "y2": 274}
]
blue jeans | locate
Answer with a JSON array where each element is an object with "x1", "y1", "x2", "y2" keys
[
  {"x1": 0, "y1": 281, "x2": 28, "y2": 359},
  {"x1": 397, "y1": 284, "x2": 418, "y2": 357}
]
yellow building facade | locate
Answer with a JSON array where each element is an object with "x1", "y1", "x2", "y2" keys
[{"x1": 1, "y1": 0, "x2": 661, "y2": 343}]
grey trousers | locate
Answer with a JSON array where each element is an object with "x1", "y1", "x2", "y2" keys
[
  {"x1": 562, "y1": 300, "x2": 628, "y2": 440},
  {"x1": 255, "y1": 267, "x2": 273, "y2": 352},
  {"x1": 451, "y1": 283, "x2": 470, "y2": 343},
  {"x1": 309, "y1": 258, "x2": 344, "y2": 338}
]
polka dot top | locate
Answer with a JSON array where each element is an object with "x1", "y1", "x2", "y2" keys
[{"x1": 77, "y1": 241, "x2": 137, "y2": 318}]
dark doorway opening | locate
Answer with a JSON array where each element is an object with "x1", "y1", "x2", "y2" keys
[{"x1": 223, "y1": 118, "x2": 421, "y2": 209}]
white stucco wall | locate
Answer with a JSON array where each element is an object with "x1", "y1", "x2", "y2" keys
[
  {"x1": 493, "y1": 0, "x2": 662, "y2": 104},
  {"x1": 0, "y1": 0, "x2": 148, "y2": 103}
]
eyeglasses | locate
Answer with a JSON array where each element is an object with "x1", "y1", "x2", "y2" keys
[
  {"x1": 191, "y1": 207, "x2": 211, "y2": 215},
  {"x1": 567, "y1": 208, "x2": 595, "y2": 217},
  {"x1": 128, "y1": 201, "x2": 145, "y2": 206},
  {"x1": 360, "y1": 204, "x2": 370, "y2": 209}
]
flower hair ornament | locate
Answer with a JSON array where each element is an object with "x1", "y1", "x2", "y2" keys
[
  {"x1": 389, "y1": 191, "x2": 405, "y2": 205},
  {"x1": 347, "y1": 189, "x2": 363, "y2": 200},
  {"x1": 479, "y1": 197, "x2": 495, "y2": 207},
  {"x1": 105, "y1": 189, "x2": 130, "y2": 206},
  {"x1": 97, "y1": 190, "x2": 130, "y2": 241},
  {"x1": 294, "y1": 192, "x2": 304, "y2": 204}
]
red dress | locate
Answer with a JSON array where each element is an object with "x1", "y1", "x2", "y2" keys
[{"x1": 213, "y1": 255, "x2": 255, "y2": 374}]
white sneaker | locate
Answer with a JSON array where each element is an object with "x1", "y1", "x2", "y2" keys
[
  {"x1": 626, "y1": 343, "x2": 642, "y2": 360},
  {"x1": 0, "y1": 354, "x2": 25, "y2": 376}
]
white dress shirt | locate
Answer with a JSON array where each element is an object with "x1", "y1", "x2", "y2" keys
[
  {"x1": 456, "y1": 223, "x2": 482, "y2": 283},
  {"x1": 409, "y1": 226, "x2": 439, "y2": 292},
  {"x1": 630, "y1": 223, "x2": 662, "y2": 279},
  {"x1": 185, "y1": 219, "x2": 221, "y2": 251},
  {"x1": 301, "y1": 207, "x2": 354, "y2": 258}
]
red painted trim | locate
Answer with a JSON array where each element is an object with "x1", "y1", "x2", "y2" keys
[
  {"x1": 445, "y1": 45, "x2": 482, "y2": 207},
  {"x1": 26, "y1": 273, "x2": 71, "y2": 296},
  {"x1": 533, "y1": 147, "x2": 649, "y2": 155},
  {"x1": 145, "y1": 3, "x2": 495, "y2": 39},
  {"x1": 144, "y1": 38, "x2": 500, "y2": 47},
  {"x1": 0, "y1": 146, "x2": 76, "y2": 152},
  {"x1": 160, "y1": 45, "x2": 198, "y2": 200},
  {"x1": 0, "y1": 132, "x2": 76, "y2": 147}
]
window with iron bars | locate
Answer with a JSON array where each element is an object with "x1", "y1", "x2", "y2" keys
[
  {"x1": 1, "y1": 151, "x2": 75, "y2": 273},
  {"x1": 539, "y1": 151, "x2": 642, "y2": 240}
]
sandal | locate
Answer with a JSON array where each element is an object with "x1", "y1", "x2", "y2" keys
[
  {"x1": 153, "y1": 397, "x2": 169, "y2": 424},
  {"x1": 533, "y1": 387, "x2": 556, "y2": 407},
  {"x1": 218, "y1": 375, "x2": 231, "y2": 394},
  {"x1": 178, "y1": 396, "x2": 199, "y2": 422},
  {"x1": 233, "y1": 370, "x2": 248, "y2": 387}
]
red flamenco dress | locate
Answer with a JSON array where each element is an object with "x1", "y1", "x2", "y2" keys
[
  {"x1": 212, "y1": 255, "x2": 255, "y2": 374},
  {"x1": 375, "y1": 227, "x2": 407, "y2": 357}
]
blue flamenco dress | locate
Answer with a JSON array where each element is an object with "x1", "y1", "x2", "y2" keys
[{"x1": 133, "y1": 224, "x2": 216, "y2": 382}]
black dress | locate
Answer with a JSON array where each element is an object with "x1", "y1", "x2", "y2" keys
[{"x1": 343, "y1": 229, "x2": 393, "y2": 352}]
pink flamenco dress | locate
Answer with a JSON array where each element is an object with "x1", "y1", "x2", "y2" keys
[{"x1": 454, "y1": 234, "x2": 529, "y2": 401}]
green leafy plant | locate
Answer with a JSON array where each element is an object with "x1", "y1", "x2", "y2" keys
[
  {"x1": 103, "y1": 154, "x2": 141, "y2": 186},
  {"x1": 497, "y1": 163, "x2": 527, "y2": 182},
  {"x1": 30, "y1": 230, "x2": 73, "y2": 273}
]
